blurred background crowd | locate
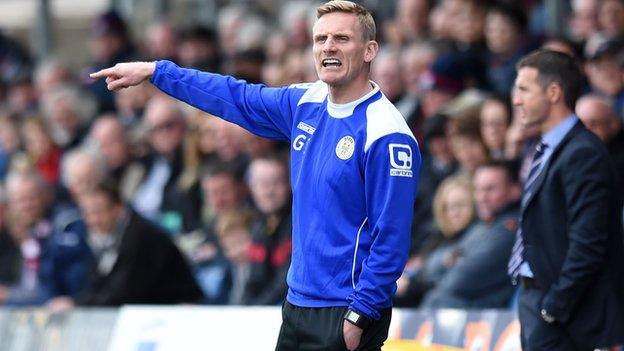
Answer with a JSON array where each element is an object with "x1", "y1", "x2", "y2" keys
[{"x1": 0, "y1": 0, "x2": 623, "y2": 312}]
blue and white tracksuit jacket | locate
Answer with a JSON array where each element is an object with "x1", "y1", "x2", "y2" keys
[{"x1": 151, "y1": 60, "x2": 421, "y2": 320}]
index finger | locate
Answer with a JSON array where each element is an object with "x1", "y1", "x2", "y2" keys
[{"x1": 89, "y1": 66, "x2": 117, "y2": 79}]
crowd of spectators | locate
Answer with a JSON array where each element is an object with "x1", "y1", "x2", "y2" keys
[{"x1": 0, "y1": 0, "x2": 623, "y2": 311}]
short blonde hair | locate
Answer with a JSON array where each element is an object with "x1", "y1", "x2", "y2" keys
[
  {"x1": 316, "y1": 0, "x2": 376, "y2": 41},
  {"x1": 432, "y1": 175, "x2": 475, "y2": 237}
]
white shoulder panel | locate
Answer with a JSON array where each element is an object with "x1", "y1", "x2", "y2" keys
[
  {"x1": 365, "y1": 96, "x2": 416, "y2": 152},
  {"x1": 296, "y1": 80, "x2": 328, "y2": 106}
]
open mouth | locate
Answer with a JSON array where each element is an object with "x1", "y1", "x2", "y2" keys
[{"x1": 322, "y1": 58, "x2": 342, "y2": 67}]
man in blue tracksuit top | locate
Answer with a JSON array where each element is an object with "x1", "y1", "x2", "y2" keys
[{"x1": 91, "y1": 1, "x2": 420, "y2": 350}]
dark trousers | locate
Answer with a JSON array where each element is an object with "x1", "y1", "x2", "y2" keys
[
  {"x1": 275, "y1": 301, "x2": 392, "y2": 351},
  {"x1": 518, "y1": 286, "x2": 579, "y2": 351}
]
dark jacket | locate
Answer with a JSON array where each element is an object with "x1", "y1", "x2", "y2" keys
[
  {"x1": 420, "y1": 203, "x2": 519, "y2": 309},
  {"x1": 522, "y1": 122, "x2": 624, "y2": 348},
  {"x1": 79, "y1": 209, "x2": 203, "y2": 306}
]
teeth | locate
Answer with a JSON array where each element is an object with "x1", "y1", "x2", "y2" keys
[{"x1": 322, "y1": 59, "x2": 341, "y2": 67}]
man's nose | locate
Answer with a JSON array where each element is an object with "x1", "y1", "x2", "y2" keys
[{"x1": 323, "y1": 38, "x2": 337, "y2": 52}]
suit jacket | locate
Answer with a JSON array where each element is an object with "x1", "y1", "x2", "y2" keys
[
  {"x1": 521, "y1": 121, "x2": 624, "y2": 348},
  {"x1": 79, "y1": 209, "x2": 203, "y2": 306}
]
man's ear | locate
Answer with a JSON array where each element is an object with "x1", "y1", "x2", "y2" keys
[
  {"x1": 364, "y1": 40, "x2": 379, "y2": 63},
  {"x1": 547, "y1": 82, "x2": 563, "y2": 105}
]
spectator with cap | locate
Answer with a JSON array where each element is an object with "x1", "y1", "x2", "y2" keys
[
  {"x1": 584, "y1": 38, "x2": 624, "y2": 119},
  {"x1": 420, "y1": 54, "x2": 466, "y2": 121},
  {"x1": 82, "y1": 10, "x2": 136, "y2": 112}
]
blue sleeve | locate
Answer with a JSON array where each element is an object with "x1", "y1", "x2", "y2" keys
[
  {"x1": 150, "y1": 60, "x2": 299, "y2": 141},
  {"x1": 347, "y1": 134, "x2": 421, "y2": 319}
]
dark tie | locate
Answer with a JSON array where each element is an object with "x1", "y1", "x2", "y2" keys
[{"x1": 508, "y1": 141, "x2": 548, "y2": 281}]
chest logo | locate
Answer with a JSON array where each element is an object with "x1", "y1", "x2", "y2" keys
[{"x1": 336, "y1": 135, "x2": 356, "y2": 160}]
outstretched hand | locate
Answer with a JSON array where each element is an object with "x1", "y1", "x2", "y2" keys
[{"x1": 89, "y1": 62, "x2": 156, "y2": 91}]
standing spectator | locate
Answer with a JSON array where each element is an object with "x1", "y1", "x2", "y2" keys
[{"x1": 509, "y1": 50, "x2": 624, "y2": 349}]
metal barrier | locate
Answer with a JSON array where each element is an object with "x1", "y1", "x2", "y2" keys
[{"x1": 0, "y1": 307, "x2": 519, "y2": 351}]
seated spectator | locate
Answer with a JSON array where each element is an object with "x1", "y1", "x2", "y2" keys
[
  {"x1": 421, "y1": 161, "x2": 520, "y2": 308},
  {"x1": 19, "y1": 118, "x2": 62, "y2": 186},
  {"x1": 88, "y1": 114, "x2": 143, "y2": 201},
  {"x1": 245, "y1": 155, "x2": 291, "y2": 305},
  {"x1": 213, "y1": 208, "x2": 254, "y2": 305},
  {"x1": 395, "y1": 175, "x2": 475, "y2": 307},
  {"x1": 450, "y1": 113, "x2": 490, "y2": 178},
  {"x1": 484, "y1": 2, "x2": 537, "y2": 95},
  {"x1": 480, "y1": 95, "x2": 512, "y2": 160},
  {"x1": 41, "y1": 85, "x2": 96, "y2": 150},
  {"x1": 57, "y1": 148, "x2": 107, "y2": 209},
  {"x1": 1, "y1": 171, "x2": 90, "y2": 306},
  {"x1": 76, "y1": 181, "x2": 203, "y2": 306},
  {"x1": 0, "y1": 113, "x2": 21, "y2": 181},
  {"x1": 178, "y1": 26, "x2": 220, "y2": 72},
  {"x1": 598, "y1": 0, "x2": 624, "y2": 40},
  {"x1": 576, "y1": 94, "x2": 624, "y2": 192},
  {"x1": 181, "y1": 162, "x2": 247, "y2": 303},
  {"x1": 131, "y1": 95, "x2": 199, "y2": 234},
  {"x1": 411, "y1": 114, "x2": 458, "y2": 253}
]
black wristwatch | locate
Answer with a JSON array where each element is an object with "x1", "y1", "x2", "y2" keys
[{"x1": 344, "y1": 309, "x2": 372, "y2": 330}]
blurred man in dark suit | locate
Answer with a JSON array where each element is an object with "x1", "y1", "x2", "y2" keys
[{"x1": 509, "y1": 49, "x2": 624, "y2": 350}]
